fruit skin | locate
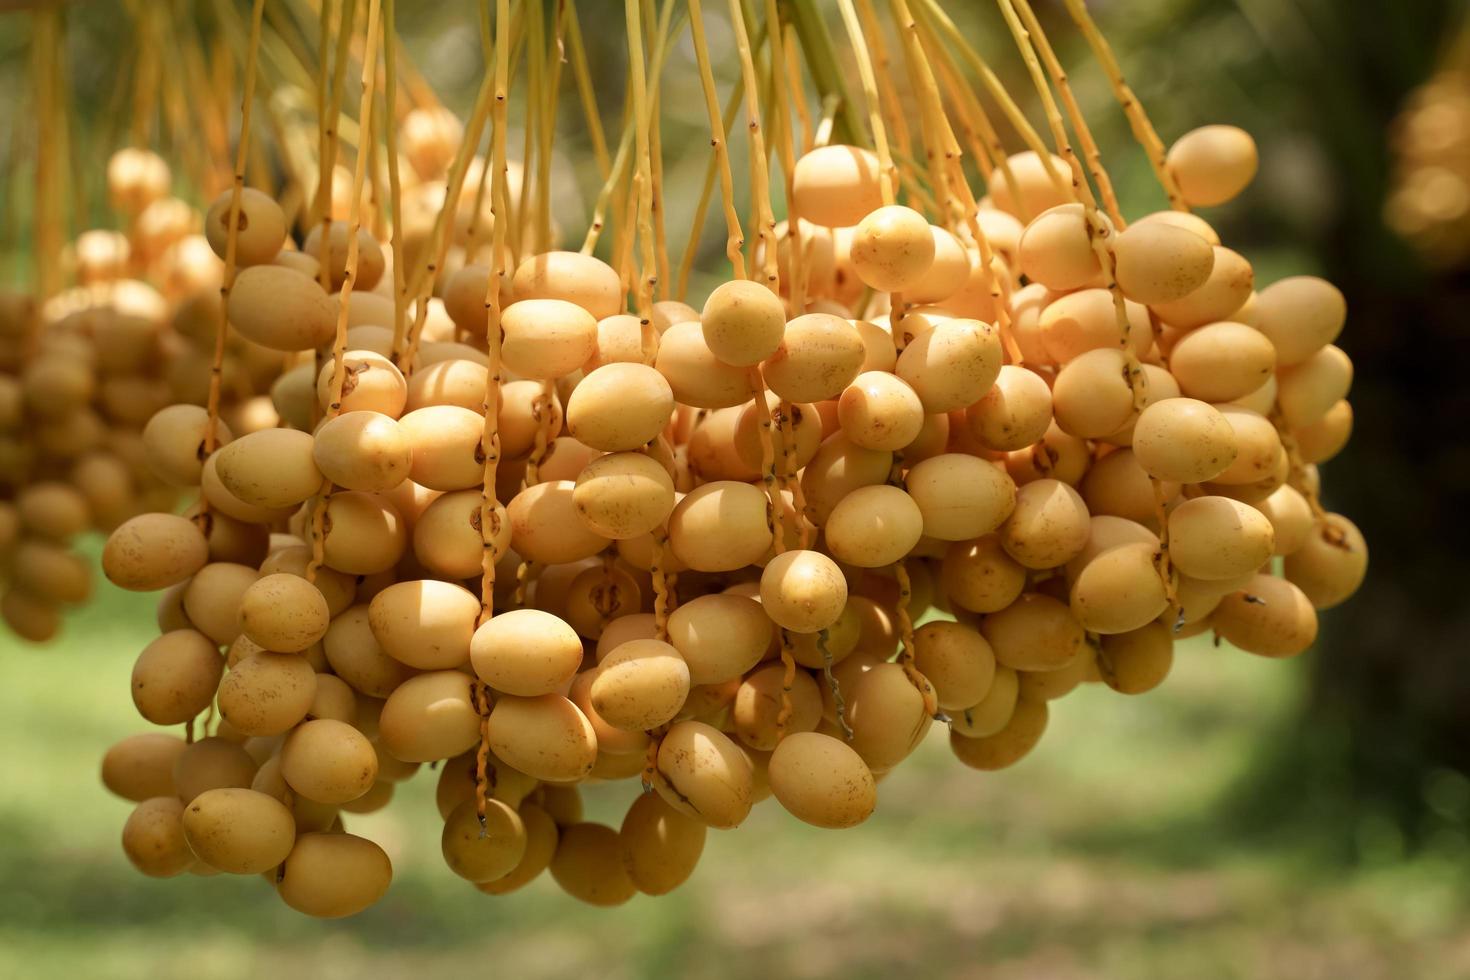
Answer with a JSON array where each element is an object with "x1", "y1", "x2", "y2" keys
[
  {"x1": 619, "y1": 792, "x2": 706, "y2": 896},
  {"x1": 103, "y1": 514, "x2": 209, "y2": 592},
  {"x1": 1283, "y1": 513, "x2": 1368, "y2": 610},
  {"x1": 1112, "y1": 219, "x2": 1215, "y2": 305},
  {"x1": 950, "y1": 698, "x2": 1049, "y2": 770},
  {"x1": 1212, "y1": 573, "x2": 1319, "y2": 658},
  {"x1": 768, "y1": 732, "x2": 877, "y2": 829},
  {"x1": 180, "y1": 787, "x2": 296, "y2": 875},
  {"x1": 441, "y1": 798, "x2": 527, "y2": 883},
  {"x1": 759, "y1": 549, "x2": 847, "y2": 633},
  {"x1": 792, "y1": 145, "x2": 884, "y2": 228},
  {"x1": 1166, "y1": 125, "x2": 1259, "y2": 208},
  {"x1": 850, "y1": 206, "x2": 936, "y2": 292},
  {"x1": 549, "y1": 822, "x2": 636, "y2": 907},
  {"x1": 1131, "y1": 398, "x2": 1239, "y2": 484},
  {"x1": 122, "y1": 797, "x2": 194, "y2": 878},
  {"x1": 277, "y1": 833, "x2": 392, "y2": 918},
  {"x1": 226, "y1": 265, "x2": 336, "y2": 351},
  {"x1": 701, "y1": 279, "x2": 786, "y2": 366},
  {"x1": 652, "y1": 721, "x2": 754, "y2": 829}
]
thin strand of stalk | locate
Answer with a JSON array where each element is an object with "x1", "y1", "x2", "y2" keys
[
  {"x1": 728, "y1": 0, "x2": 779, "y2": 290},
  {"x1": 761, "y1": 0, "x2": 806, "y2": 311},
  {"x1": 891, "y1": 0, "x2": 1021, "y2": 366},
  {"x1": 605, "y1": 60, "x2": 639, "y2": 303},
  {"x1": 472, "y1": 682, "x2": 493, "y2": 828},
  {"x1": 323, "y1": 0, "x2": 383, "y2": 418},
  {"x1": 462, "y1": 0, "x2": 500, "y2": 265},
  {"x1": 313, "y1": 0, "x2": 333, "y2": 232},
  {"x1": 750, "y1": 13, "x2": 776, "y2": 271},
  {"x1": 369, "y1": 71, "x2": 389, "y2": 242},
  {"x1": 204, "y1": 0, "x2": 267, "y2": 478},
  {"x1": 995, "y1": 0, "x2": 1126, "y2": 351},
  {"x1": 673, "y1": 160, "x2": 718, "y2": 302},
  {"x1": 513, "y1": 0, "x2": 543, "y2": 266},
  {"x1": 1012, "y1": 0, "x2": 1123, "y2": 227},
  {"x1": 536, "y1": 0, "x2": 567, "y2": 254},
  {"x1": 458, "y1": 8, "x2": 497, "y2": 265},
  {"x1": 360, "y1": 26, "x2": 387, "y2": 242},
  {"x1": 899, "y1": 0, "x2": 1000, "y2": 187},
  {"x1": 782, "y1": 21, "x2": 814, "y2": 153},
  {"x1": 686, "y1": 0, "x2": 749, "y2": 282},
  {"x1": 310, "y1": 0, "x2": 383, "y2": 585},
  {"x1": 607, "y1": 69, "x2": 634, "y2": 267},
  {"x1": 1061, "y1": 0, "x2": 1186, "y2": 211},
  {"x1": 626, "y1": 0, "x2": 658, "y2": 322},
  {"x1": 480, "y1": 0, "x2": 512, "y2": 627},
  {"x1": 383, "y1": 0, "x2": 407, "y2": 355},
  {"x1": 586, "y1": 2, "x2": 682, "y2": 260},
  {"x1": 916, "y1": 0, "x2": 1067, "y2": 212},
  {"x1": 732, "y1": 3, "x2": 799, "y2": 564},
  {"x1": 398, "y1": 296, "x2": 431, "y2": 376},
  {"x1": 853, "y1": 0, "x2": 913, "y2": 195},
  {"x1": 643, "y1": 0, "x2": 675, "y2": 301},
  {"x1": 398, "y1": 64, "x2": 499, "y2": 314},
  {"x1": 884, "y1": 0, "x2": 955, "y2": 228},
  {"x1": 317, "y1": 0, "x2": 359, "y2": 294},
  {"x1": 522, "y1": 377, "x2": 557, "y2": 486},
  {"x1": 773, "y1": 628, "x2": 800, "y2": 740},
  {"x1": 778, "y1": 406, "x2": 810, "y2": 549},
  {"x1": 673, "y1": 41, "x2": 758, "y2": 303},
  {"x1": 910, "y1": 2, "x2": 997, "y2": 182},
  {"x1": 887, "y1": 3, "x2": 970, "y2": 213},
  {"x1": 889, "y1": 150, "x2": 942, "y2": 215},
  {"x1": 784, "y1": 0, "x2": 865, "y2": 147},
  {"x1": 565, "y1": 0, "x2": 612, "y2": 180},
  {"x1": 812, "y1": 92, "x2": 839, "y2": 148},
  {"x1": 502, "y1": 3, "x2": 533, "y2": 261},
  {"x1": 836, "y1": 0, "x2": 897, "y2": 206},
  {"x1": 630, "y1": 0, "x2": 675, "y2": 626},
  {"x1": 582, "y1": 113, "x2": 636, "y2": 255},
  {"x1": 892, "y1": 560, "x2": 938, "y2": 715}
]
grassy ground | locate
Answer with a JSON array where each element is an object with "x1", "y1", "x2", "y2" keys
[{"x1": 1, "y1": 560, "x2": 1466, "y2": 980}]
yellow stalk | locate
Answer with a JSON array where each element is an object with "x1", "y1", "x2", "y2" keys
[
  {"x1": 835, "y1": 0, "x2": 896, "y2": 206},
  {"x1": 1062, "y1": 0, "x2": 1187, "y2": 211},
  {"x1": 727, "y1": 0, "x2": 778, "y2": 290},
  {"x1": 1012, "y1": 0, "x2": 1124, "y2": 227},
  {"x1": 686, "y1": 0, "x2": 748, "y2": 282}
]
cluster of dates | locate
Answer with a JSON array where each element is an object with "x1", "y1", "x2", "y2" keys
[{"x1": 94, "y1": 117, "x2": 1364, "y2": 915}]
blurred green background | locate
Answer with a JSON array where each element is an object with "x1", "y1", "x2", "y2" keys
[{"x1": 4, "y1": 0, "x2": 1470, "y2": 977}]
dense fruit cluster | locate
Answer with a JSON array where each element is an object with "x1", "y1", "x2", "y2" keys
[
  {"x1": 0, "y1": 149, "x2": 285, "y2": 642},
  {"x1": 0, "y1": 0, "x2": 1358, "y2": 916},
  {"x1": 95, "y1": 99, "x2": 1367, "y2": 912}
]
